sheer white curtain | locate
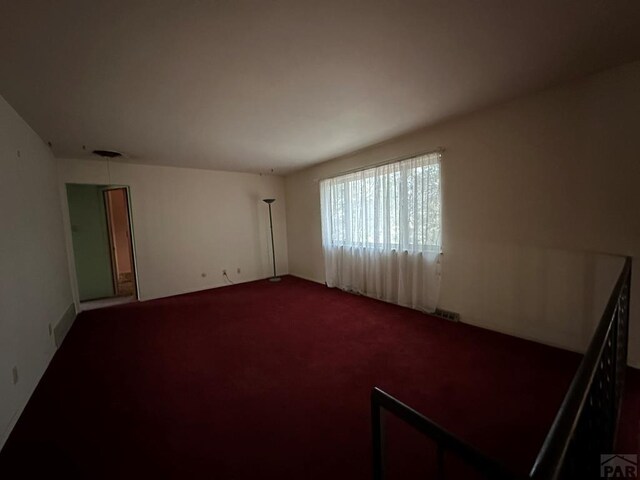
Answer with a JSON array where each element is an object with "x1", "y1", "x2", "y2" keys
[{"x1": 320, "y1": 152, "x2": 442, "y2": 312}]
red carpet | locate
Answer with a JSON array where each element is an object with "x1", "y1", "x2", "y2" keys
[{"x1": 1, "y1": 276, "x2": 637, "y2": 479}]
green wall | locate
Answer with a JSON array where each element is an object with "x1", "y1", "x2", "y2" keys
[{"x1": 66, "y1": 184, "x2": 114, "y2": 301}]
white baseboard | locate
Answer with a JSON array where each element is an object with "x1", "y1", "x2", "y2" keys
[
  {"x1": 139, "y1": 273, "x2": 291, "y2": 302},
  {"x1": 54, "y1": 303, "x2": 77, "y2": 347},
  {"x1": 288, "y1": 273, "x2": 325, "y2": 285}
]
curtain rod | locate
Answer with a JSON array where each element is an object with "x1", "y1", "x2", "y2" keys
[{"x1": 316, "y1": 147, "x2": 445, "y2": 182}]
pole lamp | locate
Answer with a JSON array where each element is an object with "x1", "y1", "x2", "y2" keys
[{"x1": 262, "y1": 199, "x2": 281, "y2": 282}]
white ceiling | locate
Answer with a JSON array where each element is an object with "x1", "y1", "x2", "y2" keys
[{"x1": 1, "y1": 1, "x2": 639, "y2": 174}]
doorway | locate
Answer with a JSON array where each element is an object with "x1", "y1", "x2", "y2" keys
[
  {"x1": 104, "y1": 188, "x2": 136, "y2": 297},
  {"x1": 66, "y1": 184, "x2": 138, "y2": 307}
]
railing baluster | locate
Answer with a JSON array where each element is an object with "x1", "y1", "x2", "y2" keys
[
  {"x1": 372, "y1": 390, "x2": 385, "y2": 480},
  {"x1": 611, "y1": 305, "x2": 619, "y2": 451}
]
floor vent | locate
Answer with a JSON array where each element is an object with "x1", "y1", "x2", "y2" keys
[{"x1": 433, "y1": 308, "x2": 460, "y2": 322}]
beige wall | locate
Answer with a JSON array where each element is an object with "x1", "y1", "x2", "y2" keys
[
  {"x1": 285, "y1": 61, "x2": 640, "y2": 367},
  {"x1": 0, "y1": 96, "x2": 73, "y2": 449},
  {"x1": 58, "y1": 159, "x2": 288, "y2": 304}
]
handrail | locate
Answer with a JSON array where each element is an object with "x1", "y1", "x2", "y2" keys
[
  {"x1": 371, "y1": 387, "x2": 518, "y2": 479},
  {"x1": 371, "y1": 256, "x2": 632, "y2": 480},
  {"x1": 529, "y1": 256, "x2": 632, "y2": 479}
]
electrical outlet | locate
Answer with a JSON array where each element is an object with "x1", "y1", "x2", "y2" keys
[
  {"x1": 12, "y1": 366, "x2": 18, "y2": 385},
  {"x1": 237, "y1": 268, "x2": 241, "y2": 274}
]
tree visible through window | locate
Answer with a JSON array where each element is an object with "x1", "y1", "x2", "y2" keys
[{"x1": 320, "y1": 152, "x2": 441, "y2": 253}]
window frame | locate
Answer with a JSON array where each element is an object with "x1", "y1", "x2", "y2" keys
[{"x1": 320, "y1": 152, "x2": 442, "y2": 253}]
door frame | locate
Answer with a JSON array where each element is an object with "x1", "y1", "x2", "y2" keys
[
  {"x1": 104, "y1": 188, "x2": 120, "y2": 295},
  {"x1": 102, "y1": 186, "x2": 138, "y2": 299},
  {"x1": 62, "y1": 182, "x2": 140, "y2": 310}
]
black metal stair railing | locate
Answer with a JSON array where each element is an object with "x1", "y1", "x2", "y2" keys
[
  {"x1": 371, "y1": 387, "x2": 518, "y2": 479},
  {"x1": 529, "y1": 256, "x2": 632, "y2": 480},
  {"x1": 371, "y1": 256, "x2": 632, "y2": 480}
]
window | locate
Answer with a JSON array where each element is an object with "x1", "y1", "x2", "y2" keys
[
  {"x1": 320, "y1": 151, "x2": 441, "y2": 253},
  {"x1": 319, "y1": 151, "x2": 442, "y2": 312}
]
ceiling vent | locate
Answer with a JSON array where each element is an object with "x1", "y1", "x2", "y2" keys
[{"x1": 92, "y1": 149, "x2": 123, "y2": 158}]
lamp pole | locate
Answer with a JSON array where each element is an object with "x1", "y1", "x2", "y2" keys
[{"x1": 262, "y1": 199, "x2": 280, "y2": 282}]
